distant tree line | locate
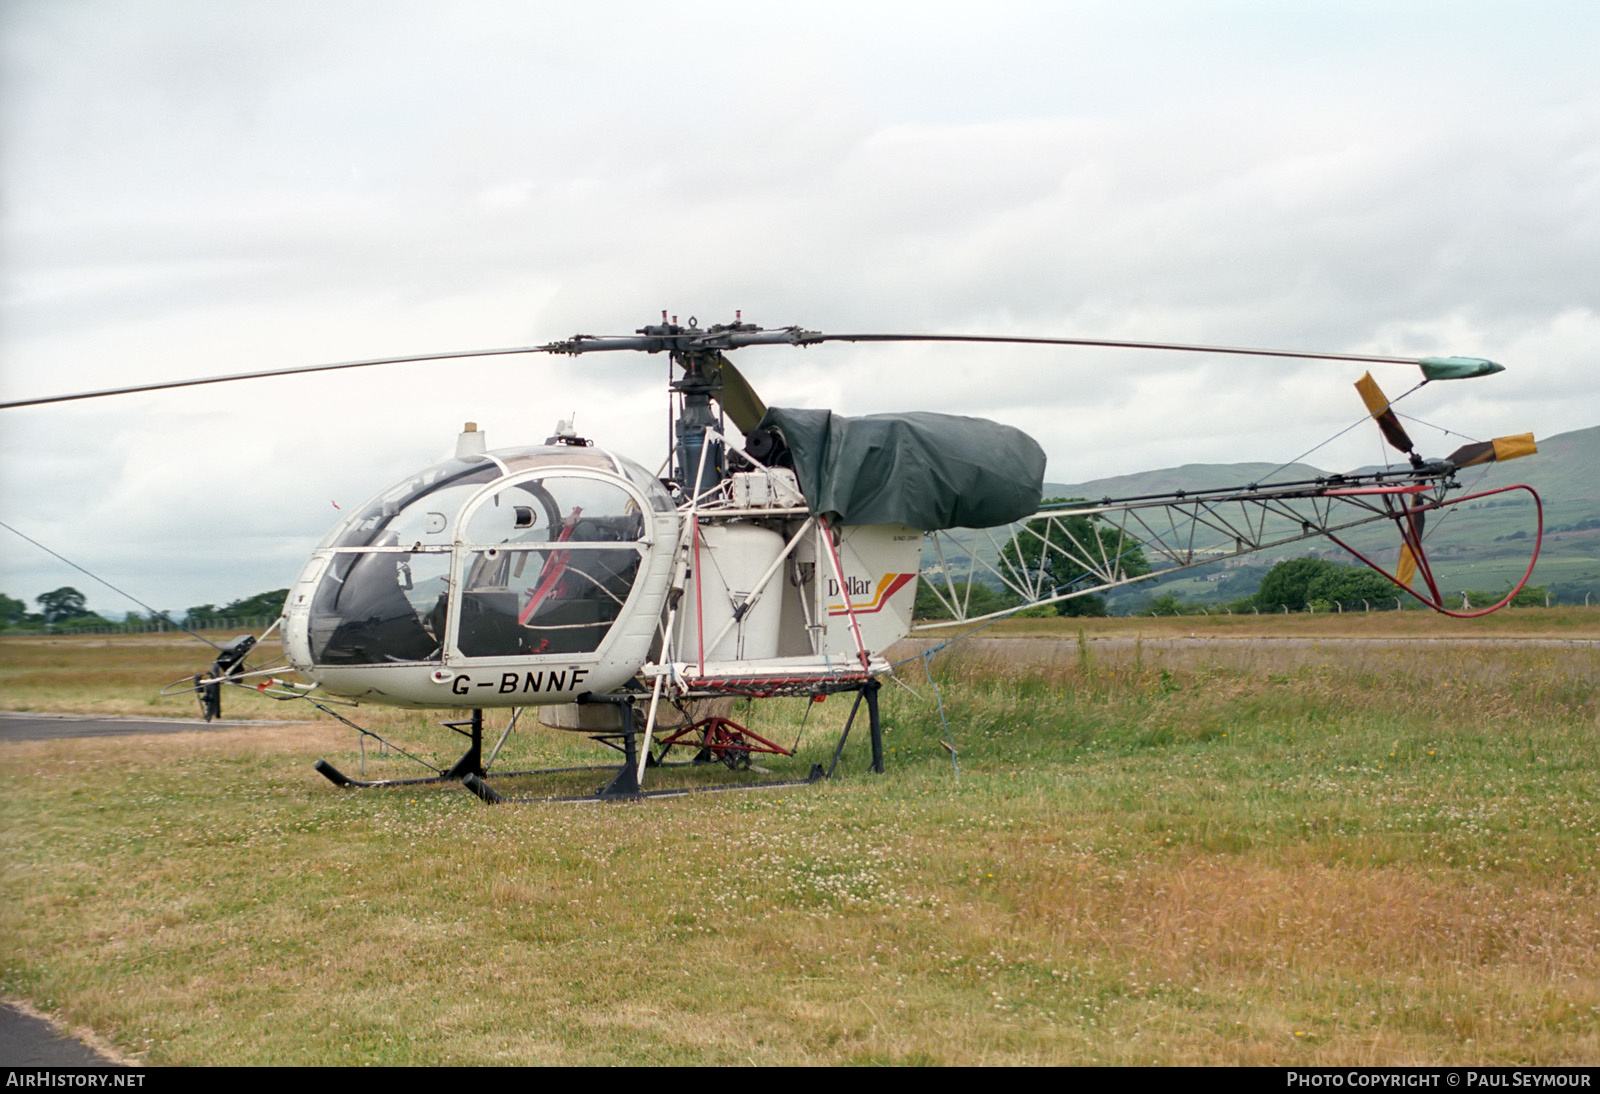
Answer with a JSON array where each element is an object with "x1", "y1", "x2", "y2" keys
[
  {"x1": 178, "y1": 589, "x2": 290, "y2": 626},
  {"x1": 0, "y1": 587, "x2": 102, "y2": 629},
  {"x1": 1136, "y1": 557, "x2": 1551, "y2": 616},
  {"x1": 0, "y1": 587, "x2": 289, "y2": 633},
  {"x1": 913, "y1": 534, "x2": 1565, "y2": 620}
]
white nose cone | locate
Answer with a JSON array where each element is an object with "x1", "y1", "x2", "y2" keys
[{"x1": 455, "y1": 422, "x2": 486, "y2": 458}]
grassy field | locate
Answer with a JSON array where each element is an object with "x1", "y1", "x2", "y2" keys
[{"x1": 1, "y1": 613, "x2": 1596, "y2": 1065}]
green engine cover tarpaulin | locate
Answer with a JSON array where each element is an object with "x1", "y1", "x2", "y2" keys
[{"x1": 757, "y1": 407, "x2": 1046, "y2": 530}]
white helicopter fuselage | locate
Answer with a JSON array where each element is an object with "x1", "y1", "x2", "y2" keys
[{"x1": 280, "y1": 441, "x2": 921, "y2": 713}]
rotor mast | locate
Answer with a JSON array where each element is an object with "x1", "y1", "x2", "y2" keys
[
  {"x1": 551, "y1": 311, "x2": 803, "y2": 499},
  {"x1": 662, "y1": 319, "x2": 727, "y2": 500}
]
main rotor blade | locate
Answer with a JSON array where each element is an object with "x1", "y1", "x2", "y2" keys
[
  {"x1": 5, "y1": 319, "x2": 1506, "y2": 411},
  {"x1": 709, "y1": 352, "x2": 767, "y2": 435},
  {"x1": 0, "y1": 346, "x2": 548, "y2": 409},
  {"x1": 805, "y1": 334, "x2": 1504, "y2": 375},
  {"x1": 544, "y1": 326, "x2": 1504, "y2": 376}
]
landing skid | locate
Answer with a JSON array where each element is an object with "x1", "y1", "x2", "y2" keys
[
  {"x1": 313, "y1": 756, "x2": 717, "y2": 799},
  {"x1": 463, "y1": 768, "x2": 827, "y2": 805},
  {"x1": 313, "y1": 683, "x2": 883, "y2": 804}
]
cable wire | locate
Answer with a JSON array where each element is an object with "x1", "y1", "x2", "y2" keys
[{"x1": 0, "y1": 517, "x2": 223, "y2": 650}]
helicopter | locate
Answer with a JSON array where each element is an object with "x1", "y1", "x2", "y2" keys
[{"x1": 1, "y1": 314, "x2": 1542, "y2": 802}]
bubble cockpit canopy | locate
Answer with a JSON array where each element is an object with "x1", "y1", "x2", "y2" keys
[{"x1": 299, "y1": 446, "x2": 675, "y2": 669}]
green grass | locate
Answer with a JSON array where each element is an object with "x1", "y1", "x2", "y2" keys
[{"x1": 1, "y1": 621, "x2": 1597, "y2": 1064}]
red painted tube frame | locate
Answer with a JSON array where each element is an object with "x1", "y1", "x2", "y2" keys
[{"x1": 1327, "y1": 483, "x2": 1543, "y2": 618}]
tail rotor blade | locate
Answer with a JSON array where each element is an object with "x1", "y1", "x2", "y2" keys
[
  {"x1": 1444, "y1": 433, "x2": 1537, "y2": 469},
  {"x1": 1355, "y1": 372, "x2": 1417, "y2": 457},
  {"x1": 1396, "y1": 542, "x2": 1419, "y2": 588}
]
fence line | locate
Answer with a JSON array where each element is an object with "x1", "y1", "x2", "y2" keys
[{"x1": 1, "y1": 616, "x2": 279, "y2": 636}]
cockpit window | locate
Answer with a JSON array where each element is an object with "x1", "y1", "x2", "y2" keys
[
  {"x1": 462, "y1": 476, "x2": 645, "y2": 546},
  {"x1": 457, "y1": 547, "x2": 641, "y2": 657},
  {"x1": 319, "y1": 457, "x2": 499, "y2": 550},
  {"x1": 618, "y1": 458, "x2": 676, "y2": 513},
  {"x1": 308, "y1": 546, "x2": 451, "y2": 664}
]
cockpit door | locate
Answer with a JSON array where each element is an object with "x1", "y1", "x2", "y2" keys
[{"x1": 447, "y1": 470, "x2": 652, "y2": 663}]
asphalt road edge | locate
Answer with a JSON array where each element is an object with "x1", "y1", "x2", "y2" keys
[{"x1": 3, "y1": 997, "x2": 141, "y2": 1067}]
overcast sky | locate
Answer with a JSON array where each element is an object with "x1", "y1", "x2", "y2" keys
[{"x1": 3, "y1": 0, "x2": 1597, "y2": 617}]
